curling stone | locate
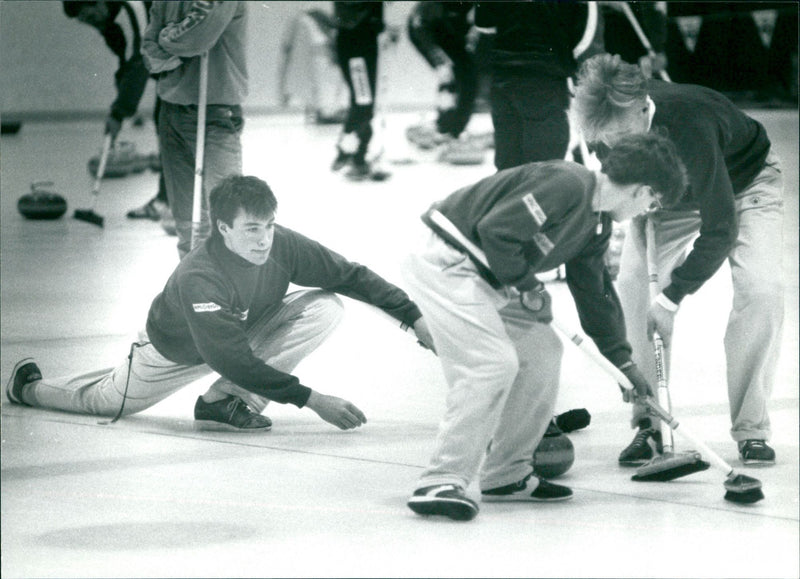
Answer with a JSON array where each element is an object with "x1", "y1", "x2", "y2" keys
[
  {"x1": 533, "y1": 423, "x2": 575, "y2": 479},
  {"x1": 87, "y1": 140, "x2": 139, "y2": 178},
  {"x1": 18, "y1": 181, "x2": 67, "y2": 220}
]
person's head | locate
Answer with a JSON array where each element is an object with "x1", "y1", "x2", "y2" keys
[
  {"x1": 63, "y1": 1, "x2": 111, "y2": 29},
  {"x1": 600, "y1": 132, "x2": 687, "y2": 219},
  {"x1": 569, "y1": 53, "x2": 650, "y2": 148},
  {"x1": 209, "y1": 175, "x2": 278, "y2": 265}
]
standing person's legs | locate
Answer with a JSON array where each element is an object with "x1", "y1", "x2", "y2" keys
[
  {"x1": 17, "y1": 338, "x2": 209, "y2": 417},
  {"x1": 402, "y1": 234, "x2": 518, "y2": 489},
  {"x1": 204, "y1": 290, "x2": 345, "y2": 413},
  {"x1": 336, "y1": 28, "x2": 377, "y2": 164},
  {"x1": 489, "y1": 72, "x2": 524, "y2": 170},
  {"x1": 725, "y1": 153, "x2": 784, "y2": 444},
  {"x1": 158, "y1": 102, "x2": 243, "y2": 258},
  {"x1": 479, "y1": 296, "x2": 563, "y2": 491},
  {"x1": 158, "y1": 101, "x2": 198, "y2": 257}
]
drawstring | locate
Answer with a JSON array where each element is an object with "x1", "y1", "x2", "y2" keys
[{"x1": 98, "y1": 341, "x2": 147, "y2": 425}]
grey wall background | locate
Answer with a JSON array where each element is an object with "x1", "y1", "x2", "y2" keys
[{"x1": 0, "y1": 1, "x2": 436, "y2": 119}]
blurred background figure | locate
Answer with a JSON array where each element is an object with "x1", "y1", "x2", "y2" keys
[
  {"x1": 601, "y1": 1, "x2": 668, "y2": 78},
  {"x1": 475, "y1": 1, "x2": 602, "y2": 171},
  {"x1": 405, "y1": 1, "x2": 484, "y2": 164},
  {"x1": 143, "y1": 1, "x2": 247, "y2": 258},
  {"x1": 63, "y1": 0, "x2": 172, "y2": 229},
  {"x1": 278, "y1": 7, "x2": 349, "y2": 125},
  {"x1": 331, "y1": 1, "x2": 388, "y2": 181}
]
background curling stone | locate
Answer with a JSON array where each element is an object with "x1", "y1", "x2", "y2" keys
[{"x1": 18, "y1": 181, "x2": 67, "y2": 220}]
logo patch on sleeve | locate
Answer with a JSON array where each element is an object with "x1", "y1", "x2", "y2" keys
[
  {"x1": 193, "y1": 302, "x2": 222, "y2": 313},
  {"x1": 532, "y1": 232, "x2": 554, "y2": 255},
  {"x1": 522, "y1": 193, "x2": 547, "y2": 226}
]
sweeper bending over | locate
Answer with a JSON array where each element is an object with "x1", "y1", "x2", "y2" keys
[
  {"x1": 402, "y1": 132, "x2": 688, "y2": 521},
  {"x1": 6, "y1": 175, "x2": 433, "y2": 432},
  {"x1": 570, "y1": 54, "x2": 785, "y2": 467}
]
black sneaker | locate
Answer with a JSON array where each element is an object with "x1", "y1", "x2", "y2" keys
[
  {"x1": 193, "y1": 396, "x2": 272, "y2": 432},
  {"x1": 619, "y1": 422, "x2": 663, "y2": 466},
  {"x1": 6, "y1": 358, "x2": 41, "y2": 406},
  {"x1": 739, "y1": 440, "x2": 776, "y2": 466},
  {"x1": 126, "y1": 197, "x2": 166, "y2": 220},
  {"x1": 407, "y1": 484, "x2": 478, "y2": 521},
  {"x1": 482, "y1": 475, "x2": 573, "y2": 502}
]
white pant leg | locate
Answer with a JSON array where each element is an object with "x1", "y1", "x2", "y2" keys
[
  {"x1": 479, "y1": 295, "x2": 563, "y2": 491},
  {"x1": 725, "y1": 152, "x2": 784, "y2": 442},
  {"x1": 207, "y1": 290, "x2": 344, "y2": 412},
  {"x1": 403, "y1": 233, "x2": 561, "y2": 490},
  {"x1": 26, "y1": 340, "x2": 210, "y2": 417}
]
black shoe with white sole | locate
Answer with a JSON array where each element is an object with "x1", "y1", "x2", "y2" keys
[
  {"x1": 407, "y1": 484, "x2": 478, "y2": 521},
  {"x1": 6, "y1": 358, "x2": 41, "y2": 406},
  {"x1": 482, "y1": 476, "x2": 573, "y2": 502},
  {"x1": 193, "y1": 396, "x2": 272, "y2": 432}
]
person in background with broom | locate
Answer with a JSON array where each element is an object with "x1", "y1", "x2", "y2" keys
[
  {"x1": 63, "y1": 1, "x2": 173, "y2": 231},
  {"x1": 142, "y1": 0, "x2": 247, "y2": 258},
  {"x1": 569, "y1": 53, "x2": 785, "y2": 467}
]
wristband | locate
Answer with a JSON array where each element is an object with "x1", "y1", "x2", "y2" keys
[{"x1": 655, "y1": 293, "x2": 679, "y2": 312}]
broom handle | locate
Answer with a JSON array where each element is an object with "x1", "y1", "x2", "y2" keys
[
  {"x1": 92, "y1": 133, "x2": 113, "y2": 200},
  {"x1": 646, "y1": 218, "x2": 675, "y2": 451},
  {"x1": 191, "y1": 52, "x2": 209, "y2": 251},
  {"x1": 620, "y1": 2, "x2": 672, "y2": 82}
]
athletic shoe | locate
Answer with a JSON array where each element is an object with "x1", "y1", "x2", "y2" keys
[
  {"x1": 739, "y1": 440, "x2": 776, "y2": 465},
  {"x1": 407, "y1": 484, "x2": 478, "y2": 521},
  {"x1": 126, "y1": 197, "x2": 167, "y2": 220},
  {"x1": 482, "y1": 475, "x2": 573, "y2": 502},
  {"x1": 193, "y1": 395, "x2": 272, "y2": 432},
  {"x1": 619, "y1": 420, "x2": 663, "y2": 466},
  {"x1": 6, "y1": 358, "x2": 41, "y2": 406}
]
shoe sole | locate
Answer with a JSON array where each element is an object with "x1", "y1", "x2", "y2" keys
[
  {"x1": 6, "y1": 357, "x2": 34, "y2": 405},
  {"x1": 741, "y1": 458, "x2": 776, "y2": 466},
  {"x1": 193, "y1": 420, "x2": 271, "y2": 433},
  {"x1": 482, "y1": 493, "x2": 573, "y2": 503},
  {"x1": 407, "y1": 497, "x2": 478, "y2": 521}
]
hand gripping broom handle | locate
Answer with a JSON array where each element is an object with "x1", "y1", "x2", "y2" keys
[
  {"x1": 620, "y1": 2, "x2": 672, "y2": 82},
  {"x1": 549, "y1": 323, "x2": 735, "y2": 478},
  {"x1": 190, "y1": 52, "x2": 209, "y2": 251},
  {"x1": 646, "y1": 218, "x2": 675, "y2": 452}
]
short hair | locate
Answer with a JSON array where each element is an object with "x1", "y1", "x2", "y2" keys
[
  {"x1": 569, "y1": 53, "x2": 648, "y2": 144},
  {"x1": 209, "y1": 175, "x2": 278, "y2": 236},
  {"x1": 602, "y1": 132, "x2": 688, "y2": 207}
]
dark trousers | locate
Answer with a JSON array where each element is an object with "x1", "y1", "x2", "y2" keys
[
  {"x1": 490, "y1": 71, "x2": 570, "y2": 170},
  {"x1": 336, "y1": 26, "x2": 379, "y2": 161}
]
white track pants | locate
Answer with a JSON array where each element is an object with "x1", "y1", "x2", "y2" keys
[
  {"x1": 402, "y1": 232, "x2": 562, "y2": 492},
  {"x1": 24, "y1": 291, "x2": 343, "y2": 417},
  {"x1": 619, "y1": 151, "x2": 784, "y2": 442}
]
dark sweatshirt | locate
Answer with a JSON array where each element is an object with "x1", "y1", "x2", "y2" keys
[
  {"x1": 146, "y1": 227, "x2": 422, "y2": 407},
  {"x1": 423, "y1": 160, "x2": 632, "y2": 368},
  {"x1": 648, "y1": 80, "x2": 772, "y2": 304}
]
